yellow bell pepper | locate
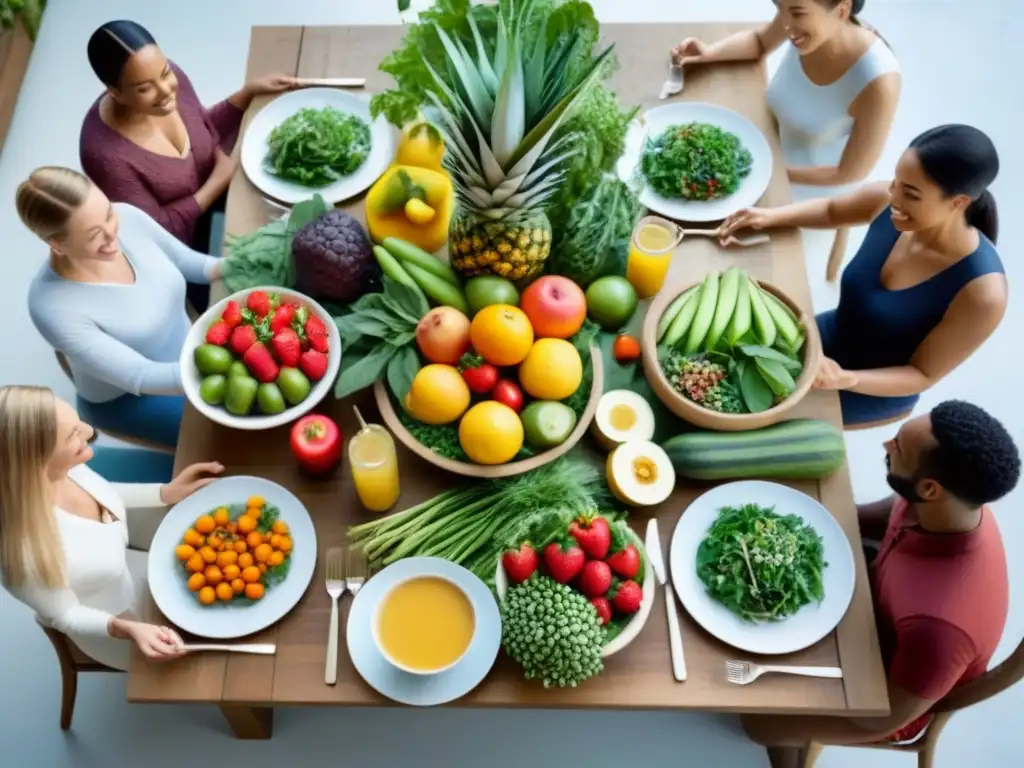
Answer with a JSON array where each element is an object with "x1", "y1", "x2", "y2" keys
[
  {"x1": 395, "y1": 122, "x2": 445, "y2": 171},
  {"x1": 365, "y1": 164, "x2": 453, "y2": 253}
]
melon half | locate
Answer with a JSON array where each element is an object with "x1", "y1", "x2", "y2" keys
[{"x1": 606, "y1": 441, "x2": 676, "y2": 507}]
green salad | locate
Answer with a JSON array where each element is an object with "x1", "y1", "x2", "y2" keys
[
  {"x1": 641, "y1": 122, "x2": 753, "y2": 201},
  {"x1": 696, "y1": 503, "x2": 826, "y2": 622},
  {"x1": 264, "y1": 107, "x2": 372, "y2": 187}
]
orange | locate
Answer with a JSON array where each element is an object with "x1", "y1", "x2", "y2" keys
[
  {"x1": 198, "y1": 586, "x2": 216, "y2": 606},
  {"x1": 245, "y1": 506, "x2": 262, "y2": 521},
  {"x1": 269, "y1": 534, "x2": 283, "y2": 550},
  {"x1": 186, "y1": 553, "x2": 205, "y2": 573},
  {"x1": 404, "y1": 364, "x2": 470, "y2": 425},
  {"x1": 230, "y1": 578, "x2": 245, "y2": 595},
  {"x1": 226, "y1": 522, "x2": 238, "y2": 535},
  {"x1": 222, "y1": 564, "x2": 241, "y2": 581},
  {"x1": 195, "y1": 515, "x2": 216, "y2": 534},
  {"x1": 277, "y1": 536, "x2": 293, "y2": 554},
  {"x1": 175, "y1": 544, "x2": 196, "y2": 562},
  {"x1": 517, "y1": 338, "x2": 583, "y2": 400},
  {"x1": 245, "y1": 583, "x2": 265, "y2": 600},
  {"x1": 233, "y1": 539, "x2": 248, "y2": 554},
  {"x1": 271, "y1": 520, "x2": 289, "y2": 535},
  {"x1": 253, "y1": 543, "x2": 273, "y2": 564},
  {"x1": 458, "y1": 401, "x2": 523, "y2": 464},
  {"x1": 207, "y1": 534, "x2": 222, "y2": 550},
  {"x1": 215, "y1": 582, "x2": 234, "y2": 601},
  {"x1": 237, "y1": 515, "x2": 256, "y2": 535},
  {"x1": 246, "y1": 495, "x2": 265, "y2": 509},
  {"x1": 217, "y1": 550, "x2": 238, "y2": 568},
  {"x1": 246, "y1": 531, "x2": 263, "y2": 548},
  {"x1": 238, "y1": 553, "x2": 255, "y2": 569},
  {"x1": 199, "y1": 546, "x2": 218, "y2": 564},
  {"x1": 241, "y1": 566, "x2": 261, "y2": 584},
  {"x1": 187, "y1": 573, "x2": 206, "y2": 592},
  {"x1": 469, "y1": 304, "x2": 534, "y2": 366},
  {"x1": 204, "y1": 565, "x2": 224, "y2": 585},
  {"x1": 267, "y1": 551, "x2": 285, "y2": 567},
  {"x1": 213, "y1": 507, "x2": 230, "y2": 527},
  {"x1": 258, "y1": 564, "x2": 267, "y2": 574},
  {"x1": 183, "y1": 528, "x2": 203, "y2": 547}
]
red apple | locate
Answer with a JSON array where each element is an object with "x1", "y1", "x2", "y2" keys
[
  {"x1": 491, "y1": 380, "x2": 524, "y2": 413},
  {"x1": 415, "y1": 306, "x2": 471, "y2": 364},
  {"x1": 290, "y1": 414, "x2": 343, "y2": 475},
  {"x1": 520, "y1": 276, "x2": 587, "y2": 339}
]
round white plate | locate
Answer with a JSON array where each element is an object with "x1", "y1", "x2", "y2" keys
[
  {"x1": 180, "y1": 286, "x2": 341, "y2": 431},
  {"x1": 616, "y1": 102, "x2": 773, "y2": 222},
  {"x1": 347, "y1": 557, "x2": 501, "y2": 706},
  {"x1": 241, "y1": 88, "x2": 395, "y2": 205},
  {"x1": 669, "y1": 480, "x2": 855, "y2": 655},
  {"x1": 493, "y1": 527, "x2": 656, "y2": 657},
  {"x1": 148, "y1": 476, "x2": 317, "y2": 640}
]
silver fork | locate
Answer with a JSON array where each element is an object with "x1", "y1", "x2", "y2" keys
[
  {"x1": 324, "y1": 547, "x2": 346, "y2": 685},
  {"x1": 725, "y1": 660, "x2": 843, "y2": 685},
  {"x1": 346, "y1": 546, "x2": 368, "y2": 601}
]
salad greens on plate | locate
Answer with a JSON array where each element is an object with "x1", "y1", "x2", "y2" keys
[
  {"x1": 264, "y1": 106, "x2": 372, "y2": 187},
  {"x1": 641, "y1": 122, "x2": 753, "y2": 201}
]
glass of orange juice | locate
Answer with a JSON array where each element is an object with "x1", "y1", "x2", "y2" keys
[
  {"x1": 349, "y1": 417, "x2": 401, "y2": 513},
  {"x1": 626, "y1": 216, "x2": 683, "y2": 299}
]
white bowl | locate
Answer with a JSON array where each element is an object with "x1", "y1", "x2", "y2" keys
[
  {"x1": 371, "y1": 574, "x2": 477, "y2": 676},
  {"x1": 180, "y1": 286, "x2": 341, "y2": 430}
]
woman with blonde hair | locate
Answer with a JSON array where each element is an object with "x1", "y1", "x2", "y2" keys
[
  {"x1": 17, "y1": 166, "x2": 223, "y2": 449},
  {"x1": 0, "y1": 385, "x2": 222, "y2": 670}
]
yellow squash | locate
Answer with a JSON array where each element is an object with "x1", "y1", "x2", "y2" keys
[{"x1": 365, "y1": 164, "x2": 453, "y2": 253}]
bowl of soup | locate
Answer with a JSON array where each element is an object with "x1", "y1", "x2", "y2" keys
[{"x1": 372, "y1": 574, "x2": 477, "y2": 675}]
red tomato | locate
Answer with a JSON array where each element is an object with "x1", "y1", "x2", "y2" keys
[
  {"x1": 461, "y1": 361, "x2": 499, "y2": 394},
  {"x1": 491, "y1": 380, "x2": 524, "y2": 413},
  {"x1": 613, "y1": 334, "x2": 641, "y2": 364},
  {"x1": 290, "y1": 414, "x2": 342, "y2": 475}
]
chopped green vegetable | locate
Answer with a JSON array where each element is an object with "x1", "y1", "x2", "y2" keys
[
  {"x1": 264, "y1": 107, "x2": 371, "y2": 187},
  {"x1": 696, "y1": 503, "x2": 827, "y2": 622},
  {"x1": 641, "y1": 122, "x2": 752, "y2": 201}
]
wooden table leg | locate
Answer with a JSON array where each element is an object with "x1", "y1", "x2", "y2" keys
[{"x1": 219, "y1": 705, "x2": 273, "y2": 739}]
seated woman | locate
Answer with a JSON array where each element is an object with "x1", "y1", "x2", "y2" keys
[
  {"x1": 717, "y1": 125, "x2": 1005, "y2": 427},
  {"x1": 18, "y1": 166, "x2": 222, "y2": 449},
  {"x1": 0, "y1": 385, "x2": 223, "y2": 670},
  {"x1": 80, "y1": 19, "x2": 294, "y2": 310}
]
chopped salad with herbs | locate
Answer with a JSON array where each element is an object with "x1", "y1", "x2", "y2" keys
[
  {"x1": 696, "y1": 504, "x2": 827, "y2": 622},
  {"x1": 641, "y1": 122, "x2": 753, "y2": 201},
  {"x1": 264, "y1": 106, "x2": 372, "y2": 187}
]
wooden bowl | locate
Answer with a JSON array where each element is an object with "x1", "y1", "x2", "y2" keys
[
  {"x1": 374, "y1": 345, "x2": 604, "y2": 478},
  {"x1": 641, "y1": 278, "x2": 822, "y2": 431}
]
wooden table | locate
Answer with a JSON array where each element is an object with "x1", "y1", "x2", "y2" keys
[{"x1": 127, "y1": 23, "x2": 889, "y2": 739}]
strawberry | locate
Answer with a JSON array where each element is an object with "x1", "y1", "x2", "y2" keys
[
  {"x1": 304, "y1": 315, "x2": 329, "y2": 353},
  {"x1": 543, "y1": 539, "x2": 585, "y2": 584},
  {"x1": 577, "y1": 560, "x2": 612, "y2": 598},
  {"x1": 271, "y1": 327, "x2": 302, "y2": 367},
  {"x1": 590, "y1": 596, "x2": 612, "y2": 626},
  {"x1": 221, "y1": 300, "x2": 242, "y2": 328},
  {"x1": 610, "y1": 580, "x2": 642, "y2": 615},
  {"x1": 501, "y1": 543, "x2": 538, "y2": 585},
  {"x1": 270, "y1": 304, "x2": 296, "y2": 333},
  {"x1": 246, "y1": 290, "x2": 272, "y2": 318},
  {"x1": 242, "y1": 342, "x2": 279, "y2": 383},
  {"x1": 299, "y1": 348, "x2": 329, "y2": 381},
  {"x1": 606, "y1": 543, "x2": 641, "y2": 580},
  {"x1": 568, "y1": 515, "x2": 612, "y2": 560},
  {"x1": 205, "y1": 320, "x2": 231, "y2": 346},
  {"x1": 229, "y1": 324, "x2": 258, "y2": 356}
]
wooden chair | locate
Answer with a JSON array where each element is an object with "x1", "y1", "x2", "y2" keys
[
  {"x1": 791, "y1": 636, "x2": 1024, "y2": 768},
  {"x1": 39, "y1": 624, "x2": 119, "y2": 730},
  {"x1": 53, "y1": 351, "x2": 173, "y2": 454},
  {"x1": 826, "y1": 227, "x2": 850, "y2": 283}
]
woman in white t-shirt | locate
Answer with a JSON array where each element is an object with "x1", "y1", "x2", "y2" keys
[
  {"x1": 0, "y1": 385, "x2": 223, "y2": 670},
  {"x1": 672, "y1": 0, "x2": 901, "y2": 277}
]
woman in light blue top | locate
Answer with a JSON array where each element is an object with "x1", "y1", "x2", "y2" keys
[{"x1": 17, "y1": 166, "x2": 222, "y2": 449}]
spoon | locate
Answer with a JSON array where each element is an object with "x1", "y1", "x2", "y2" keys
[{"x1": 660, "y1": 60, "x2": 684, "y2": 100}]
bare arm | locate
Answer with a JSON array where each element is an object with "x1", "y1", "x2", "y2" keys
[
  {"x1": 675, "y1": 15, "x2": 787, "y2": 65},
  {"x1": 847, "y1": 275, "x2": 1007, "y2": 397},
  {"x1": 788, "y1": 73, "x2": 902, "y2": 187},
  {"x1": 857, "y1": 495, "x2": 895, "y2": 541}
]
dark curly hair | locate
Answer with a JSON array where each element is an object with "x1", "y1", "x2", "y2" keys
[{"x1": 923, "y1": 401, "x2": 1021, "y2": 506}]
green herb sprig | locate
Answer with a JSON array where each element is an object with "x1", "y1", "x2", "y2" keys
[{"x1": 264, "y1": 107, "x2": 372, "y2": 187}]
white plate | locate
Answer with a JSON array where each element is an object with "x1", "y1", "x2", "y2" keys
[
  {"x1": 148, "y1": 476, "x2": 317, "y2": 640},
  {"x1": 180, "y1": 286, "x2": 341, "y2": 431},
  {"x1": 616, "y1": 102, "x2": 773, "y2": 222},
  {"x1": 347, "y1": 557, "x2": 501, "y2": 706},
  {"x1": 493, "y1": 527, "x2": 656, "y2": 657},
  {"x1": 669, "y1": 480, "x2": 855, "y2": 655},
  {"x1": 241, "y1": 88, "x2": 395, "y2": 205}
]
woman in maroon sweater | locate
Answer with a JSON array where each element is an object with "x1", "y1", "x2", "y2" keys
[{"x1": 80, "y1": 20, "x2": 294, "y2": 309}]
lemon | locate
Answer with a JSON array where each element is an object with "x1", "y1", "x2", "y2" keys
[
  {"x1": 518, "y1": 338, "x2": 583, "y2": 401},
  {"x1": 404, "y1": 198, "x2": 436, "y2": 225},
  {"x1": 458, "y1": 401, "x2": 524, "y2": 464},
  {"x1": 404, "y1": 364, "x2": 470, "y2": 425}
]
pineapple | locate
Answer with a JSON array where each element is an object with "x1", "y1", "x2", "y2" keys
[{"x1": 417, "y1": 0, "x2": 614, "y2": 281}]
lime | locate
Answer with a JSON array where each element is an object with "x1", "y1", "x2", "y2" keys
[
  {"x1": 585, "y1": 276, "x2": 638, "y2": 330},
  {"x1": 465, "y1": 276, "x2": 520, "y2": 316},
  {"x1": 199, "y1": 375, "x2": 228, "y2": 406},
  {"x1": 224, "y1": 375, "x2": 258, "y2": 416},
  {"x1": 520, "y1": 401, "x2": 577, "y2": 449},
  {"x1": 257, "y1": 382, "x2": 287, "y2": 414},
  {"x1": 277, "y1": 367, "x2": 311, "y2": 405},
  {"x1": 194, "y1": 344, "x2": 233, "y2": 375},
  {"x1": 227, "y1": 361, "x2": 249, "y2": 379}
]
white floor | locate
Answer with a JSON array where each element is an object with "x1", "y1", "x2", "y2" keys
[{"x1": 1, "y1": 1, "x2": 1021, "y2": 766}]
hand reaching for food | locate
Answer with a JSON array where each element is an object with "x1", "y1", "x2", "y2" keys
[
  {"x1": 812, "y1": 356, "x2": 859, "y2": 391},
  {"x1": 129, "y1": 622, "x2": 185, "y2": 661},
  {"x1": 671, "y1": 37, "x2": 710, "y2": 67},
  {"x1": 717, "y1": 207, "x2": 777, "y2": 246},
  {"x1": 160, "y1": 462, "x2": 225, "y2": 506}
]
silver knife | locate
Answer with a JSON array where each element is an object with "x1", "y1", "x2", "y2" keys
[{"x1": 645, "y1": 518, "x2": 686, "y2": 681}]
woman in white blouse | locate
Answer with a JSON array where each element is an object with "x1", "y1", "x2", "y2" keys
[{"x1": 0, "y1": 385, "x2": 223, "y2": 670}]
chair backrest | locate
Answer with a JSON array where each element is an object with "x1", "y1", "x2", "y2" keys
[{"x1": 934, "y1": 637, "x2": 1024, "y2": 713}]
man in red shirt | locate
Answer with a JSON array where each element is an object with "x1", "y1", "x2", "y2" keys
[{"x1": 743, "y1": 400, "x2": 1020, "y2": 756}]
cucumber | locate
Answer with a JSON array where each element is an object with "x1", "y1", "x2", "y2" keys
[
  {"x1": 373, "y1": 246, "x2": 426, "y2": 298},
  {"x1": 683, "y1": 271, "x2": 720, "y2": 354},
  {"x1": 705, "y1": 267, "x2": 741, "y2": 351},
  {"x1": 657, "y1": 286, "x2": 698, "y2": 341},
  {"x1": 761, "y1": 290, "x2": 803, "y2": 349},
  {"x1": 664, "y1": 288, "x2": 702, "y2": 346},
  {"x1": 402, "y1": 262, "x2": 470, "y2": 314},
  {"x1": 746, "y1": 277, "x2": 777, "y2": 347},
  {"x1": 662, "y1": 419, "x2": 846, "y2": 481},
  {"x1": 381, "y1": 237, "x2": 461, "y2": 287},
  {"x1": 726, "y1": 276, "x2": 752, "y2": 347}
]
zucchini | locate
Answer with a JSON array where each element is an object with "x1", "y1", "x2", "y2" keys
[{"x1": 662, "y1": 419, "x2": 845, "y2": 481}]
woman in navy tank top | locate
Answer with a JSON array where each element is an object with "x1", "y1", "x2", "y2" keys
[{"x1": 718, "y1": 125, "x2": 1006, "y2": 426}]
